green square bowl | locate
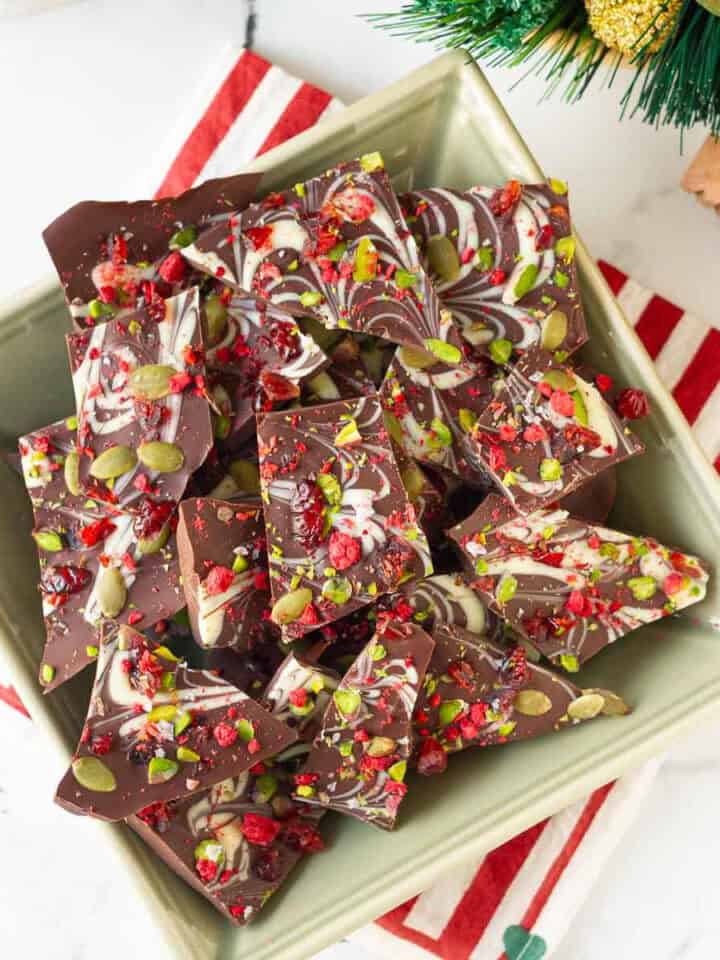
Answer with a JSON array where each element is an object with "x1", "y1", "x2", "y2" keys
[{"x1": 0, "y1": 51, "x2": 718, "y2": 960}]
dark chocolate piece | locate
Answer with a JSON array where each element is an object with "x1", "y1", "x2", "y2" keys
[
  {"x1": 413, "y1": 624, "x2": 624, "y2": 774},
  {"x1": 55, "y1": 624, "x2": 297, "y2": 821},
  {"x1": 19, "y1": 418, "x2": 183, "y2": 692},
  {"x1": 43, "y1": 172, "x2": 261, "y2": 329},
  {"x1": 261, "y1": 653, "x2": 340, "y2": 745},
  {"x1": 383, "y1": 572, "x2": 502, "y2": 639},
  {"x1": 560, "y1": 466, "x2": 617, "y2": 525},
  {"x1": 67, "y1": 288, "x2": 213, "y2": 512},
  {"x1": 176, "y1": 497, "x2": 271, "y2": 652},
  {"x1": 295, "y1": 620, "x2": 434, "y2": 830},
  {"x1": 183, "y1": 153, "x2": 464, "y2": 355},
  {"x1": 449, "y1": 495, "x2": 710, "y2": 670},
  {"x1": 470, "y1": 348, "x2": 643, "y2": 514},
  {"x1": 257, "y1": 394, "x2": 433, "y2": 639},
  {"x1": 401, "y1": 180, "x2": 587, "y2": 360}
]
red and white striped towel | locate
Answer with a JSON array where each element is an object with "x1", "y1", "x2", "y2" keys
[{"x1": 2, "y1": 45, "x2": 719, "y2": 960}]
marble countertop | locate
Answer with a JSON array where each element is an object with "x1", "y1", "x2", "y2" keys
[{"x1": 1, "y1": 2, "x2": 719, "y2": 958}]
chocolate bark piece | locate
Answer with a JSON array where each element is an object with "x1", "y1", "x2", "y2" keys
[
  {"x1": 183, "y1": 153, "x2": 464, "y2": 355},
  {"x1": 396, "y1": 457, "x2": 454, "y2": 547},
  {"x1": 401, "y1": 179, "x2": 587, "y2": 360},
  {"x1": 381, "y1": 345, "x2": 495, "y2": 487},
  {"x1": 19, "y1": 418, "x2": 183, "y2": 693},
  {"x1": 470, "y1": 348, "x2": 643, "y2": 514},
  {"x1": 43, "y1": 172, "x2": 261, "y2": 330},
  {"x1": 67, "y1": 288, "x2": 213, "y2": 513},
  {"x1": 257, "y1": 395, "x2": 433, "y2": 639},
  {"x1": 55, "y1": 624, "x2": 297, "y2": 821},
  {"x1": 413, "y1": 625, "x2": 623, "y2": 773},
  {"x1": 302, "y1": 332, "x2": 392, "y2": 404},
  {"x1": 128, "y1": 756, "x2": 325, "y2": 925},
  {"x1": 187, "y1": 436, "x2": 261, "y2": 501},
  {"x1": 560, "y1": 467, "x2": 617, "y2": 525},
  {"x1": 295, "y1": 620, "x2": 435, "y2": 830},
  {"x1": 262, "y1": 653, "x2": 340, "y2": 744},
  {"x1": 449, "y1": 495, "x2": 711, "y2": 670},
  {"x1": 176, "y1": 497, "x2": 271, "y2": 653},
  {"x1": 382, "y1": 572, "x2": 502, "y2": 639}
]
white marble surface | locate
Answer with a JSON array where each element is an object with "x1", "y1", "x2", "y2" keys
[{"x1": 1, "y1": 1, "x2": 719, "y2": 958}]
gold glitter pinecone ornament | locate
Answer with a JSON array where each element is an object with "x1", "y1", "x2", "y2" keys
[{"x1": 585, "y1": 0, "x2": 683, "y2": 55}]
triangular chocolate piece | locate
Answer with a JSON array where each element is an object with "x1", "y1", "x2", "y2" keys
[{"x1": 55, "y1": 624, "x2": 297, "y2": 821}]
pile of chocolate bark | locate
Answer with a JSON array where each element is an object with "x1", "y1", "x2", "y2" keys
[{"x1": 19, "y1": 153, "x2": 709, "y2": 925}]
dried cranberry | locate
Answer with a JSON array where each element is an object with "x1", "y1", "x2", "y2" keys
[
  {"x1": 91, "y1": 733, "x2": 113, "y2": 756},
  {"x1": 281, "y1": 818, "x2": 324, "y2": 853},
  {"x1": 158, "y1": 251, "x2": 187, "y2": 285},
  {"x1": 245, "y1": 225, "x2": 273, "y2": 250},
  {"x1": 242, "y1": 813, "x2": 282, "y2": 847},
  {"x1": 536, "y1": 223, "x2": 554, "y2": 250},
  {"x1": 268, "y1": 320, "x2": 301, "y2": 362},
  {"x1": 128, "y1": 741, "x2": 153, "y2": 765},
  {"x1": 501, "y1": 646, "x2": 528, "y2": 687},
  {"x1": 416, "y1": 737, "x2": 448, "y2": 776},
  {"x1": 196, "y1": 858, "x2": 218, "y2": 883},
  {"x1": 616, "y1": 388, "x2": 649, "y2": 420},
  {"x1": 79, "y1": 516, "x2": 116, "y2": 548},
  {"x1": 133, "y1": 497, "x2": 174, "y2": 540},
  {"x1": 253, "y1": 849, "x2": 282, "y2": 883},
  {"x1": 40, "y1": 564, "x2": 91, "y2": 598},
  {"x1": 213, "y1": 722, "x2": 238, "y2": 748},
  {"x1": 258, "y1": 369, "x2": 300, "y2": 404},
  {"x1": 447, "y1": 660, "x2": 475, "y2": 690},
  {"x1": 489, "y1": 179, "x2": 522, "y2": 217},
  {"x1": 205, "y1": 565, "x2": 235, "y2": 596},
  {"x1": 290, "y1": 480, "x2": 326, "y2": 549},
  {"x1": 135, "y1": 801, "x2": 171, "y2": 830},
  {"x1": 563, "y1": 423, "x2": 602, "y2": 451}
]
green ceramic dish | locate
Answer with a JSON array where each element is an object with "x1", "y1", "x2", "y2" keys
[{"x1": 0, "y1": 51, "x2": 718, "y2": 960}]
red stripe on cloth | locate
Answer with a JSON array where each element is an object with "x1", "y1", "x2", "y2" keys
[
  {"x1": 0, "y1": 684, "x2": 29, "y2": 718},
  {"x1": 715, "y1": 452, "x2": 720, "y2": 474},
  {"x1": 518, "y1": 782, "x2": 615, "y2": 932},
  {"x1": 376, "y1": 897, "x2": 445, "y2": 958},
  {"x1": 634, "y1": 295, "x2": 683, "y2": 360},
  {"x1": 672, "y1": 328, "x2": 720, "y2": 424},
  {"x1": 597, "y1": 260, "x2": 627, "y2": 295},
  {"x1": 155, "y1": 50, "x2": 272, "y2": 199},
  {"x1": 256, "y1": 83, "x2": 333, "y2": 157}
]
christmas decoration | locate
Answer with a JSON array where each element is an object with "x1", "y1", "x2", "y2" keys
[{"x1": 370, "y1": 1, "x2": 720, "y2": 136}]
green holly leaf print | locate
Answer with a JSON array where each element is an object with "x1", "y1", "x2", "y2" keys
[{"x1": 503, "y1": 924, "x2": 547, "y2": 960}]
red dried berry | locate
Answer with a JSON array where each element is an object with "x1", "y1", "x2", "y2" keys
[
  {"x1": 245, "y1": 225, "x2": 273, "y2": 250},
  {"x1": 416, "y1": 737, "x2": 448, "y2": 776},
  {"x1": 489, "y1": 179, "x2": 522, "y2": 217},
  {"x1": 616, "y1": 388, "x2": 649, "y2": 420},
  {"x1": 268, "y1": 320, "x2": 301, "y2": 362},
  {"x1": 288, "y1": 688, "x2": 308, "y2": 708},
  {"x1": 565, "y1": 590, "x2": 593, "y2": 617},
  {"x1": 327, "y1": 530, "x2": 362, "y2": 570},
  {"x1": 132, "y1": 497, "x2": 174, "y2": 541},
  {"x1": 213, "y1": 722, "x2": 238, "y2": 748},
  {"x1": 298, "y1": 603, "x2": 320, "y2": 626},
  {"x1": 90, "y1": 733, "x2": 113, "y2": 756},
  {"x1": 40, "y1": 564, "x2": 92, "y2": 598},
  {"x1": 281, "y1": 818, "x2": 324, "y2": 854},
  {"x1": 158, "y1": 251, "x2": 187, "y2": 284},
  {"x1": 290, "y1": 480, "x2": 326, "y2": 550},
  {"x1": 563, "y1": 423, "x2": 602, "y2": 451},
  {"x1": 536, "y1": 223, "x2": 554, "y2": 250},
  {"x1": 259, "y1": 369, "x2": 300, "y2": 404},
  {"x1": 205, "y1": 565, "x2": 235, "y2": 596},
  {"x1": 488, "y1": 268, "x2": 506, "y2": 286},
  {"x1": 135, "y1": 801, "x2": 171, "y2": 829},
  {"x1": 595, "y1": 373, "x2": 613, "y2": 393},
  {"x1": 241, "y1": 812, "x2": 281, "y2": 847},
  {"x1": 79, "y1": 516, "x2": 117, "y2": 548},
  {"x1": 195, "y1": 858, "x2": 218, "y2": 883},
  {"x1": 447, "y1": 660, "x2": 475, "y2": 690}
]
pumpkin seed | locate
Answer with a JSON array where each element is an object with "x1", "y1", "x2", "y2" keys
[
  {"x1": 424, "y1": 338, "x2": 462, "y2": 365},
  {"x1": 568, "y1": 693, "x2": 605, "y2": 721},
  {"x1": 255, "y1": 773, "x2": 278, "y2": 802},
  {"x1": 541, "y1": 369, "x2": 576, "y2": 392},
  {"x1": 138, "y1": 522, "x2": 170, "y2": 555},
  {"x1": 540, "y1": 310, "x2": 568, "y2": 351},
  {"x1": 89, "y1": 445, "x2": 138, "y2": 480},
  {"x1": 539, "y1": 458, "x2": 563, "y2": 482},
  {"x1": 400, "y1": 464, "x2": 426, "y2": 501},
  {"x1": 366, "y1": 736, "x2": 396, "y2": 757},
  {"x1": 426, "y1": 234, "x2": 460, "y2": 283},
  {"x1": 571, "y1": 389, "x2": 588, "y2": 425},
  {"x1": 205, "y1": 294, "x2": 228, "y2": 344},
  {"x1": 398, "y1": 346, "x2": 436, "y2": 369},
  {"x1": 127, "y1": 364, "x2": 176, "y2": 400},
  {"x1": 98, "y1": 567, "x2": 127, "y2": 618},
  {"x1": 148, "y1": 757, "x2": 179, "y2": 784},
  {"x1": 271, "y1": 587, "x2": 313, "y2": 624},
  {"x1": 72, "y1": 757, "x2": 117, "y2": 792},
  {"x1": 549, "y1": 178, "x2": 568, "y2": 195},
  {"x1": 138, "y1": 441, "x2": 185, "y2": 474},
  {"x1": 583, "y1": 688, "x2": 631, "y2": 716},
  {"x1": 458, "y1": 408, "x2": 478, "y2": 433},
  {"x1": 34, "y1": 530, "x2": 64, "y2": 552},
  {"x1": 514, "y1": 689, "x2": 552, "y2": 717},
  {"x1": 174, "y1": 711, "x2": 193, "y2": 736},
  {"x1": 64, "y1": 451, "x2": 81, "y2": 496},
  {"x1": 229, "y1": 458, "x2": 261, "y2": 495},
  {"x1": 496, "y1": 574, "x2": 518, "y2": 604}
]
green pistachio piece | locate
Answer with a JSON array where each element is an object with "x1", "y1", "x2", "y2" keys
[
  {"x1": 388, "y1": 760, "x2": 407, "y2": 782},
  {"x1": 567, "y1": 693, "x2": 605, "y2": 721},
  {"x1": 335, "y1": 418, "x2": 361, "y2": 446},
  {"x1": 489, "y1": 338, "x2": 513, "y2": 365},
  {"x1": 148, "y1": 757, "x2": 179, "y2": 785},
  {"x1": 353, "y1": 237, "x2": 378, "y2": 283},
  {"x1": 513, "y1": 263, "x2": 539, "y2": 301},
  {"x1": 549, "y1": 178, "x2": 568, "y2": 195},
  {"x1": 458, "y1": 408, "x2": 478, "y2": 433},
  {"x1": 147, "y1": 705, "x2": 178, "y2": 722},
  {"x1": 540, "y1": 310, "x2": 568, "y2": 351},
  {"x1": 173, "y1": 711, "x2": 193, "y2": 736},
  {"x1": 40, "y1": 663, "x2": 55, "y2": 685},
  {"x1": 86, "y1": 645, "x2": 99, "y2": 658},
  {"x1": 474, "y1": 558, "x2": 488, "y2": 575},
  {"x1": 497, "y1": 721, "x2": 517, "y2": 737},
  {"x1": 289, "y1": 696, "x2": 315, "y2": 718},
  {"x1": 555, "y1": 235, "x2": 576, "y2": 264},
  {"x1": 627, "y1": 576, "x2": 657, "y2": 601},
  {"x1": 161, "y1": 671, "x2": 175, "y2": 692},
  {"x1": 426, "y1": 234, "x2": 460, "y2": 283},
  {"x1": 169, "y1": 225, "x2": 197, "y2": 249},
  {"x1": 496, "y1": 574, "x2": 518, "y2": 604},
  {"x1": 395, "y1": 268, "x2": 418, "y2": 289},
  {"x1": 400, "y1": 464, "x2": 426, "y2": 501},
  {"x1": 236, "y1": 718, "x2": 255, "y2": 741},
  {"x1": 271, "y1": 587, "x2": 313, "y2": 625},
  {"x1": 138, "y1": 441, "x2": 185, "y2": 474},
  {"x1": 232, "y1": 554, "x2": 249, "y2": 574},
  {"x1": 89, "y1": 444, "x2": 138, "y2": 480},
  {"x1": 424, "y1": 338, "x2": 462, "y2": 365},
  {"x1": 514, "y1": 690, "x2": 552, "y2": 717},
  {"x1": 34, "y1": 529, "x2": 64, "y2": 552},
  {"x1": 213, "y1": 414, "x2": 231, "y2": 440},
  {"x1": 371, "y1": 643, "x2": 386, "y2": 661},
  {"x1": 255, "y1": 773, "x2": 278, "y2": 802},
  {"x1": 296, "y1": 784, "x2": 315, "y2": 798},
  {"x1": 438, "y1": 699, "x2": 464, "y2": 726},
  {"x1": 177, "y1": 746, "x2": 201, "y2": 763},
  {"x1": 322, "y1": 576, "x2": 352, "y2": 605},
  {"x1": 429, "y1": 417, "x2": 453, "y2": 448},
  {"x1": 334, "y1": 689, "x2": 361, "y2": 718},
  {"x1": 339, "y1": 740, "x2": 354, "y2": 757},
  {"x1": 194, "y1": 838, "x2": 225, "y2": 865},
  {"x1": 317, "y1": 472, "x2": 342, "y2": 506},
  {"x1": 65, "y1": 415, "x2": 78, "y2": 431},
  {"x1": 559, "y1": 654, "x2": 580, "y2": 673},
  {"x1": 88, "y1": 298, "x2": 114, "y2": 319},
  {"x1": 138, "y1": 522, "x2": 170, "y2": 556},
  {"x1": 64, "y1": 451, "x2": 81, "y2": 496},
  {"x1": 554, "y1": 269, "x2": 569, "y2": 289},
  {"x1": 155, "y1": 645, "x2": 180, "y2": 661},
  {"x1": 327, "y1": 241, "x2": 347, "y2": 262},
  {"x1": 127, "y1": 364, "x2": 177, "y2": 401},
  {"x1": 359, "y1": 151, "x2": 384, "y2": 172},
  {"x1": 299, "y1": 290, "x2": 324, "y2": 308},
  {"x1": 476, "y1": 246, "x2": 494, "y2": 271},
  {"x1": 383, "y1": 411, "x2": 405, "y2": 447},
  {"x1": 97, "y1": 568, "x2": 127, "y2": 618},
  {"x1": 541, "y1": 369, "x2": 576, "y2": 392},
  {"x1": 539, "y1": 458, "x2": 563, "y2": 482},
  {"x1": 72, "y1": 757, "x2": 117, "y2": 792}
]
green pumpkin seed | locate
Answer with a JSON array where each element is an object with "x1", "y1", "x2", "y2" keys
[
  {"x1": 540, "y1": 310, "x2": 568, "y2": 351},
  {"x1": 236, "y1": 718, "x2": 255, "y2": 741},
  {"x1": 333, "y1": 689, "x2": 361, "y2": 718},
  {"x1": 398, "y1": 346, "x2": 436, "y2": 370},
  {"x1": 229, "y1": 458, "x2": 261, "y2": 495},
  {"x1": 353, "y1": 237, "x2": 378, "y2": 283},
  {"x1": 138, "y1": 523, "x2": 170, "y2": 555},
  {"x1": 205, "y1": 294, "x2": 228, "y2": 344},
  {"x1": 64, "y1": 451, "x2": 81, "y2": 496},
  {"x1": 513, "y1": 263, "x2": 538, "y2": 301},
  {"x1": 571, "y1": 389, "x2": 588, "y2": 425},
  {"x1": 98, "y1": 567, "x2": 127, "y2": 618},
  {"x1": 426, "y1": 234, "x2": 460, "y2": 283},
  {"x1": 174, "y1": 711, "x2": 193, "y2": 736},
  {"x1": 148, "y1": 757, "x2": 179, "y2": 784},
  {"x1": 72, "y1": 757, "x2": 117, "y2": 792},
  {"x1": 138, "y1": 441, "x2": 185, "y2": 474},
  {"x1": 568, "y1": 693, "x2": 605, "y2": 721},
  {"x1": 514, "y1": 689, "x2": 552, "y2": 717},
  {"x1": 34, "y1": 530, "x2": 64, "y2": 552},
  {"x1": 583, "y1": 688, "x2": 630, "y2": 716},
  {"x1": 128, "y1": 364, "x2": 176, "y2": 401},
  {"x1": 424, "y1": 338, "x2": 462, "y2": 365},
  {"x1": 89, "y1": 445, "x2": 138, "y2": 480},
  {"x1": 539, "y1": 458, "x2": 563, "y2": 482},
  {"x1": 271, "y1": 587, "x2": 313, "y2": 624},
  {"x1": 541, "y1": 369, "x2": 576, "y2": 393},
  {"x1": 496, "y1": 575, "x2": 518, "y2": 604},
  {"x1": 366, "y1": 736, "x2": 396, "y2": 757}
]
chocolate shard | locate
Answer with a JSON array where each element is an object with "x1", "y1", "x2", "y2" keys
[
  {"x1": 449, "y1": 495, "x2": 711, "y2": 670},
  {"x1": 381, "y1": 345, "x2": 495, "y2": 487},
  {"x1": 42, "y1": 171, "x2": 262, "y2": 328},
  {"x1": 55, "y1": 623, "x2": 297, "y2": 821},
  {"x1": 559, "y1": 467, "x2": 617, "y2": 525},
  {"x1": 302, "y1": 331, "x2": 393, "y2": 405},
  {"x1": 67, "y1": 288, "x2": 213, "y2": 513},
  {"x1": 401, "y1": 179, "x2": 587, "y2": 360},
  {"x1": 187, "y1": 436, "x2": 261, "y2": 501},
  {"x1": 257, "y1": 394, "x2": 433, "y2": 639},
  {"x1": 295, "y1": 620, "x2": 435, "y2": 830},
  {"x1": 382, "y1": 572, "x2": 503, "y2": 639},
  {"x1": 414, "y1": 624, "x2": 623, "y2": 774},
  {"x1": 262, "y1": 653, "x2": 340, "y2": 745},
  {"x1": 183, "y1": 153, "x2": 464, "y2": 355},
  {"x1": 19, "y1": 418, "x2": 183, "y2": 692},
  {"x1": 469, "y1": 348, "x2": 643, "y2": 514},
  {"x1": 176, "y1": 497, "x2": 273, "y2": 653}
]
